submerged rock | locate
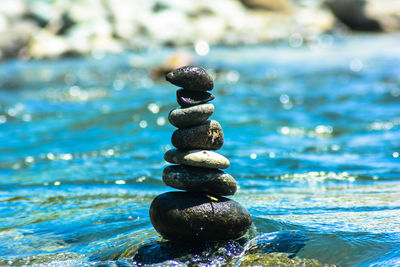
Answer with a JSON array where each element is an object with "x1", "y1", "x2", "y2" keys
[
  {"x1": 130, "y1": 239, "x2": 246, "y2": 265},
  {"x1": 149, "y1": 192, "x2": 252, "y2": 241},
  {"x1": 163, "y1": 165, "x2": 237, "y2": 195},
  {"x1": 176, "y1": 89, "x2": 215, "y2": 107},
  {"x1": 168, "y1": 103, "x2": 214, "y2": 128},
  {"x1": 166, "y1": 66, "x2": 214, "y2": 91},
  {"x1": 171, "y1": 120, "x2": 224, "y2": 150},
  {"x1": 164, "y1": 149, "x2": 230, "y2": 169},
  {"x1": 239, "y1": 252, "x2": 335, "y2": 267}
]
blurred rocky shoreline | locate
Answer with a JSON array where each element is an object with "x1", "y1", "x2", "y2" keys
[{"x1": 0, "y1": 0, "x2": 399, "y2": 61}]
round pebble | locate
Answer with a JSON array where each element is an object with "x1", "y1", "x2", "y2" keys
[
  {"x1": 166, "y1": 66, "x2": 214, "y2": 91},
  {"x1": 149, "y1": 191, "x2": 252, "y2": 241},
  {"x1": 168, "y1": 103, "x2": 214, "y2": 128},
  {"x1": 176, "y1": 89, "x2": 215, "y2": 107},
  {"x1": 171, "y1": 120, "x2": 224, "y2": 150},
  {"x1": 163, "y1": 165, "x2": 237, "y2": 196},
  {"x1": 164, "y1": 149, "x2": 230, "y2": 169}
]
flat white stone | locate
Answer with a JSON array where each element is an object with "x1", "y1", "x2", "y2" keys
[{"x1": 164, "y1": 149, "x2": 230, "y2": 169}]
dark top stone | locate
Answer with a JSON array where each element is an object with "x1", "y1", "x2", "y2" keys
[
  {"x1": 176, "y1": 89, "x2": 215, "y2": 108},
  {"x1": 166, "y1": 66, "x2": 214, "y2": 91},
  {"x1": 163, "y1": 165, "x2": 237, "y2": 196},
  {"x1": 149, "y1": 191, "x2": 252, "y2": 241},
  {"x1": 168, "y1": 103, "x2": 214, "y2": 129},
  {"x1": 171, "y1": 120, "x2": 224, "y2": 150}
]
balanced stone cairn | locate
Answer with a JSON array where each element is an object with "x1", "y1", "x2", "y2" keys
[{"x1": 150, "y1": 66, "x2": 252, "y2": 242}]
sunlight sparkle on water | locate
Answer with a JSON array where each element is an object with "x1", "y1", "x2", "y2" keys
[
  {"x1": 25, "y1": 156, "x2": 34, "y2": 163},
  {"x1": 156, "y1": 117, "x2": 166, "y2": 126},
  {"x1": 279, "y1": 94, "x2": 290, "y2": 104},
  {"x1": 280, "y1": 171, "x2": 357, "y2": 183},
  {"x1": 60, "y1": 153, "x2": 73, "y2": 160},
  {"x1": 113, "y1": 79, "x2": 125, "y2": 91},
  {"x1": 139, "y1": 120, "x2": 148, "y2": 128},
  {"x1": 350, "y1": 58, "x2": 363, "y2": 72},
  {"x1": 0, "y1": 115, "x2": 6, "y2": 123},
  {"x1": 195, "y1": 40, "x2": 210, "y2": 56},
  {"x1": 288, "y1": 33, "x2": 303, "y2": 48},
  {"x1": 147, "y1": 103, "x2": 160, "y2": 114},
  {"x1": 106, "y1": 149, "x2": 115, "y2": 156},
  {"x1": 226, "y1": 71, "x2": 240, "y2": 83}
]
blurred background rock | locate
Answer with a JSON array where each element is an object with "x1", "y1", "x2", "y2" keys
[{"x1": 0, "y1": 0, "x2": 399, "y2": 61}]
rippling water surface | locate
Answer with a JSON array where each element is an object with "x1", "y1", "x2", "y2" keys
[{"x1": 1, "y1": 34, "x2": 400, "y2": 266}]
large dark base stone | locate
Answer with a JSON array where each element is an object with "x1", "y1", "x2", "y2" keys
[{"x1": 150, "y1": 192, "x2": 252, "y2": 242}]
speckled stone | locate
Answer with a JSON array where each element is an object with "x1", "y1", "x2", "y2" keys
[
  {"x1": 164, "y1": 149, "x2": 230, "y2": 169},
  {"x1": 166, "y1": 66, "x2": 214, "y2": 91},
  {"x1": 171, "y1": 120, "x2": 224, "y2": 150},
  {"x1": 163, "y1": 165, "x2": 237, "y2": 196},
  {"x1": 149, "y1": 191, "x2": 252, "y2": 241},
  {"x1": 176, "y1": 89, "x2": 215, "y2": 107},
  {"x1": 168, "y1": 104, "x2": 214, "y2": 128}
]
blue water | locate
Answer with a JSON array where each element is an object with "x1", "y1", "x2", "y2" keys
[{"x1": 0, "y1": 34, "x2": 399, "y2": 266}]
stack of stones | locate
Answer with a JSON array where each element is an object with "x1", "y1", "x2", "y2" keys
[{"x1": 150, "y1": 66, "x2": 252, "y2": 242}]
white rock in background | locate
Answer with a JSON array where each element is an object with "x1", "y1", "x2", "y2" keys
[
  {"x1": 30, "y1": 30, "x2": 70, "y2": 58},
  {"x1": 0, "y1": 0, "x2": 26, "y2": 18},
  {"x1": 366, "y1": 0, "x2": 400, "y2": 31},
  {"x1": 68, "y1": 0, "x2": 107, "y2": 23},
  {"x1": 0, "y1": 14, "x2": 8, "y2": 32},
  {"x1": 108, "y1": 0, "x2": 138, "y2": 39},
  {"x1": 194, "y1": 16, "x2": 227, "y2": 44},
  {"x1": 145, "y1": 10, "x2": 194, "y2": 45}
]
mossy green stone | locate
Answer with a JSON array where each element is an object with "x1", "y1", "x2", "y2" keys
[{"x1": 239, "y1": 253, "x2": 336, "y2": 267}]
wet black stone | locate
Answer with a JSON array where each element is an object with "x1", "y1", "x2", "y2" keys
[
  {"x1": 163, "y1": 165, "x2": 237, "y2": 196},
  {"x1": 176, "y1": 89, "x2": 215, "y2": 107},
  {"x1": 168, "y1": 103, "x2": 214, "y2": 128},
  {"x1": 166, "y1": 66, "x2": 214, "y2": 91},
  {"x1": 149, "y1": 192, "x2": 252, "y2": 242},
  {"x1": 171, "y1": 120, "x2": 224, "y2": 150}
]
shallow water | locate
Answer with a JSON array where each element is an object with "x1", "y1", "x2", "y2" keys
[{"x1": 1, "y1": 34, "x2": 400, "y2": 266}]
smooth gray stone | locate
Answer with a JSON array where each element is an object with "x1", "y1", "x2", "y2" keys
[
  {"x1": 176, "y1": 89, "x2": 215, "y2": 107},
  {"x1": 149, "y1": 191, "x2": 252, "y2": 241},
  {"x1": 171, "y1": 120, "x2": 224, "y2": 150},
  {"x1": 168, "y1": 104, "x2": 214, "y2": 128},
  {"x1": 166, "y1": 66, "x2": 213, "y2": 91},
  {"x1": 164, "y1": 149, "x2": 230, "y2": 169},
  {"x1": 163, "y1": 165, "x2": 237, "y2": 196}
]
